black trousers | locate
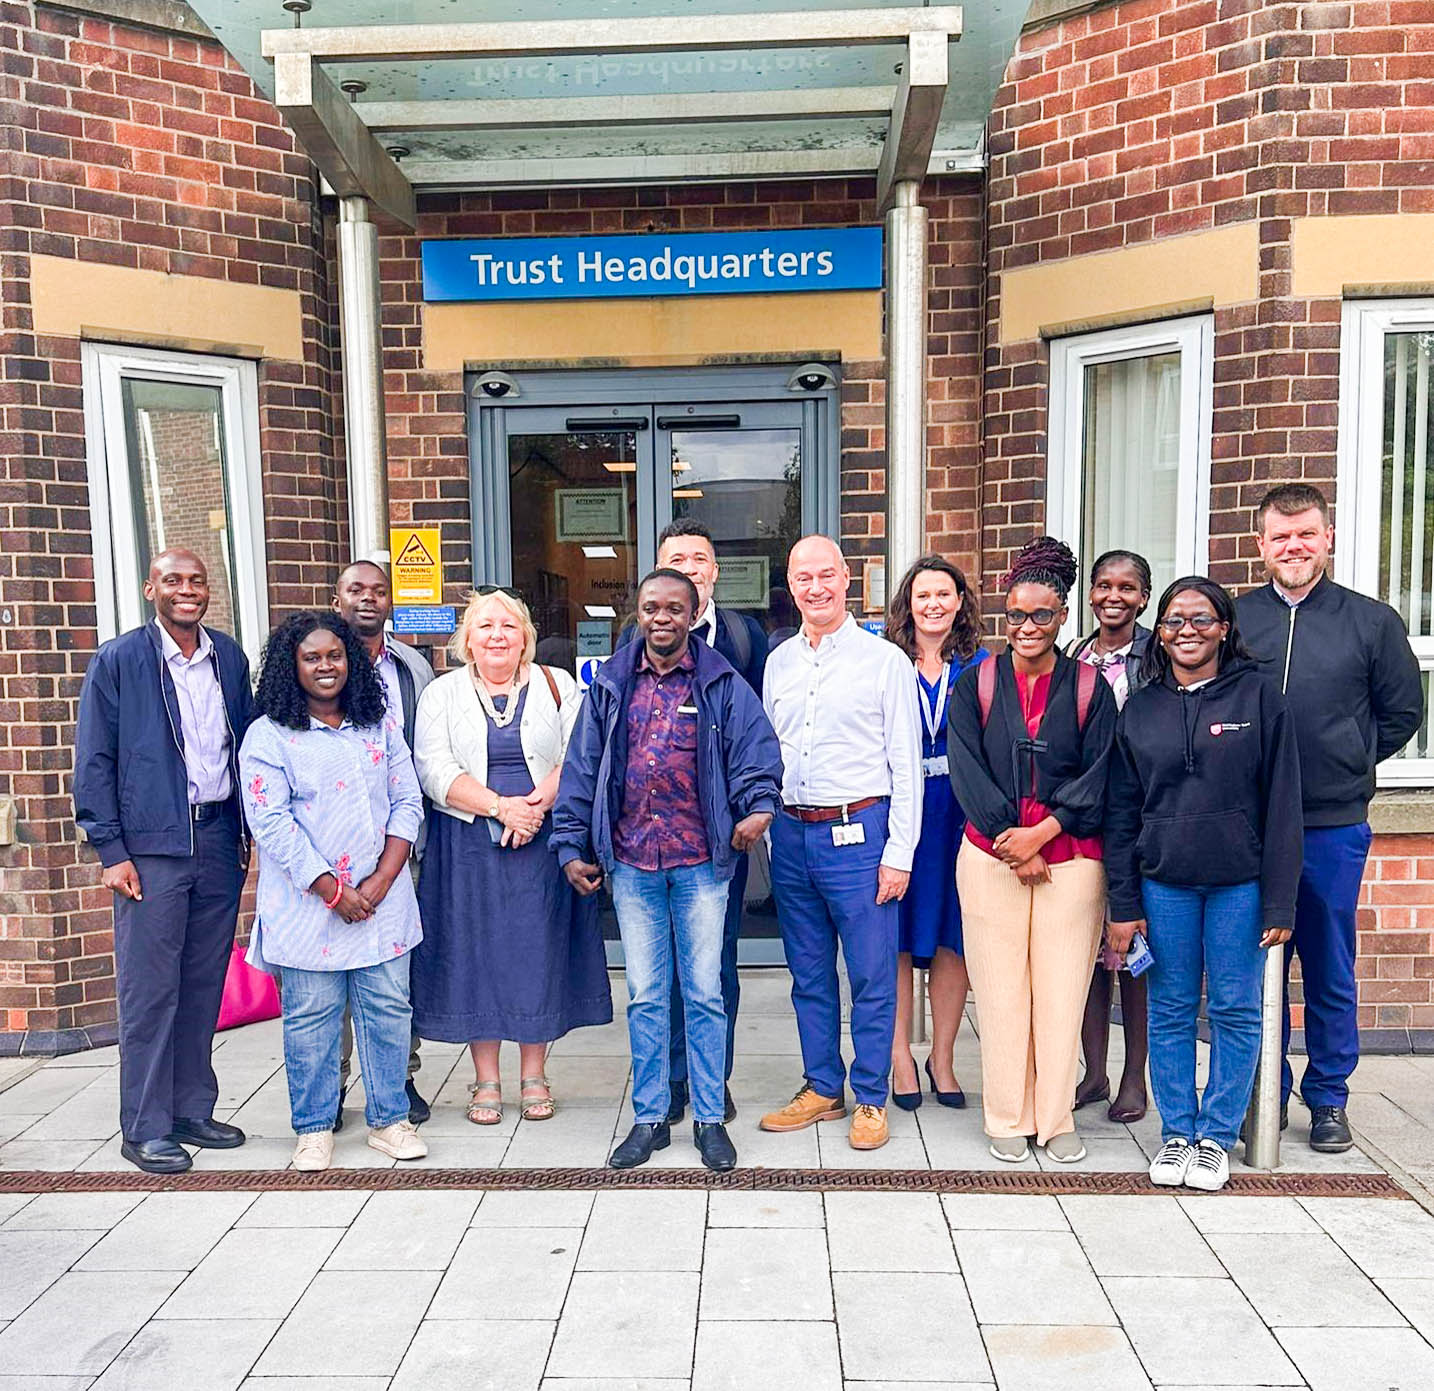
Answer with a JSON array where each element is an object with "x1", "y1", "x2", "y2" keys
[{"x1": 113, "y1": 811, "x2": 245, "y2": 1142}]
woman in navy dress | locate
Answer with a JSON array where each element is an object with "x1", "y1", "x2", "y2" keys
[{"x1": 885, "y1": 556, "x2": 988, "y2": 1109}]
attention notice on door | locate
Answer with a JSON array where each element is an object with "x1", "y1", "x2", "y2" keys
[{"x1": 390, "y1": 527, "x2": 443, "y2": 605}]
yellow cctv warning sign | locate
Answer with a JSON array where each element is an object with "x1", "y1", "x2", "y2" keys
[{"x1": 389, "y1": 527, "x2": 443, "y2": 604}]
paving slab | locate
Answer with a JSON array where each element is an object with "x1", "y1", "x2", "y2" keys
[
  {"x1": 88, "y1": 1317, "x2": 277, "y2": 1391},
  {"x1": 698, "y1": 1225, "x2": 832, "y2": 1320},
  {"x1": 1175, "y1": 1196, "x2": 1319, "y2": 1234},
  {"x1": 429, "y1": 1227, "x2": 582, "y2": 1320},
  {"x1": 954, "y1": 1229, "x2": 1115, "y2": 1326},
  {"x1": 1207, "y1": 1232, "x2": 1405, "y2": 1327},
  {"x1": 692, "y1": 1320, "x2": 841, "y2": 1391},
  {"x1": 2, "y1": 1192, "x2": 148, "y2": 1231},
  {"x1": 390, "y1": 1318, "x2": 555, "y2": 1391},
  {"x1": 545, "y1": 1271, "x2": 698, "y2": 1380},
  {"x1": 1105, "y1": 1276, "x2": 1302, "y2": 1386},
  {"x1": 1301, "y1": 1198, "x2": 1434, "y2": 1279},
  {"x1": 823, "y1": 1192, "x2": 956, "y2": 1272},
  {"x1": 941, "y1": 1194, "x2": 1068, "y2": 1231},
  {"x1": 157, "y1": 1226, "x2": 343, "y2": 1320},
  {"x1": 833, "y1": 1272, "x2": 988, "y2": 1383},
  {"x1": 706, "y1": 1191, "x2": 825, "y2": 1228},
  {"x1": 1372, "y1": 1276, "x2": 1434, "y2": 1342},
  {"x1": 75, "y1": 1192, "x2": 256, "y2": 1271},
  {"x1": 235, "y1": 1190, "x2": 373, "y2": 1228},
  {"x1": 982, "y1": 1324, "x2": 1153, "y2": 1391},
  {"x1": 578, "y1": 1190, "x2": 706, "y2": 1271},
  {"x1": 240, "y1": 1381, "x2": 389, "y2": 1391},
  {"x1": 326, "y1": 1189, "x2": 479, "y2": 1269},
  {"x1": 1276, "y1": 1326, "x2": 1434, "y2": 1391},
  {"x1": 471, "y1": 1190, "x2": 596, "y2": 1228},
  {"x1": 1060, "y1": 1196, "x2": 1221, "y2": 1277},
  {"x1": 0, "y1": 1229, "x2": 104, "y2": 1319},
  {"x1": 251, "y1": 1270, "x2": 440, "y2": 1377}
]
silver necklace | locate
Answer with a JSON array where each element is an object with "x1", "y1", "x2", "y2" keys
[{"x1": 472, "y1": 668, "x2": 522, "y2": 728}]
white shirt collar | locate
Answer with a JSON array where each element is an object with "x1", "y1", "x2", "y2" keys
[
  {"x1": 799, "y1": 613, "x2": 854, "y2": 653},
  {"x1": 694, "y1": 600, "x2": 718, "y2": 641},
  {"x1": 155, "y1": 618, "x2": 213, "y2": 664}
]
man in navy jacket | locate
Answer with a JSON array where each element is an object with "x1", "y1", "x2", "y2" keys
[
  {"x1": 1237, "y1": 483, "x2": 1424, "y2": 1153},
  {"x1": 554, "y1": 568, "x2": 783, "y2": 1171},
  {"x1": 74, "y1": 550, "x2": 255, "y2": 1174}
]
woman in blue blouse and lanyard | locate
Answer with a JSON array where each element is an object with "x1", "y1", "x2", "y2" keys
[
  {"x1": 885, "y1": 556, "x2": 988, "y2": 1109},
  {"x1": 240, "y1": 612, "x2": 427, "y2": 1174}
]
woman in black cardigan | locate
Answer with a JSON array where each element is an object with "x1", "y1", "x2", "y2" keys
[{"x1": 948, "y1": 538, "x2": 1117, "y2": 1165}]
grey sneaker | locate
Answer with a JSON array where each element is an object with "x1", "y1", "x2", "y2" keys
[
  {"x1": 1043, "y1": 1130, "x2": 1086, "y2": 1164},
  {"x1": 1148, "y1": 1137, "x2": 1194, "y2": 1187},
  {"x1": 989, "y1": 1135, "x2": 1030, "y2": 1163}
]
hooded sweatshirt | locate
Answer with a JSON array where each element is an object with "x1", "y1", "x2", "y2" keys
[{"x1": 1105, "y1": 658, "x2": 1303, "y2": 932}]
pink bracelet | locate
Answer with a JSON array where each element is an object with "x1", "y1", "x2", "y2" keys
[{"x1": 323, "y1": 880, "x2": 343, "y2": 910}]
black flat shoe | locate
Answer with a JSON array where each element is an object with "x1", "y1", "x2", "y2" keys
[
  {"x1": 609, "y1": 1121, "x2": 671, "y2": 1169},
  {"x1": 169, "y1": 1117, "x2": 245, "y2": 1149},
  {"x1": 334, "y1": 1085, "x2": 347, "y2": 1134},
  {"x1": 1309, "y1": 1104, "x2": 1353, "y2": 1153},
  {"x1": 406, "y1": 1079, "x2": 431, "y2": 1126},
  {"x1": 694, "y1": 1121, "x2": 737, "y2": 1172},
  {"x1": 724, "y1": 1085, "x2": 737, "y2": 1124},
  {"x1": 924, "y1": 1058, "x2": 966, "y2": 1109},
  {"x1": 666, "y1": 1081, "x2": 689, "y2": 1126},
  {"x1": 122, "y1": 1138, "x2": 193, "y2": 1174}
]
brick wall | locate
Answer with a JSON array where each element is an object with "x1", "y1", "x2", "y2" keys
[{"x1": 0, "y1": 1, "x2": 341, "y2": 1050}]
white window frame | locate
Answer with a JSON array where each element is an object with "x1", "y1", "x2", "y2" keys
[
  {"x1": 82, "y1": 343, "x2": 269, "y2": 670},
  {"x1": 1335, "y1": 297, "x2": 1434, "y2": 787},
  {"x1": 1046, "y1": 314, "x2": 1215, "y2": 641}
]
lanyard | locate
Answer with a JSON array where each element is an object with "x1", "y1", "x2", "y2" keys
[{"x1": 917, "y1": 661, "x2": 951, "y2": 752}]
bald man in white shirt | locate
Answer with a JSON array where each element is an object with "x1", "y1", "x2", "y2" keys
[{"x1": 759, "y1": 536, "x2": 923, "y2": 1151}]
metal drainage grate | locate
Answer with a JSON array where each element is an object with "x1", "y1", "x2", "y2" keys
[{"x1": 0, "y1": 1167, "x2": 1410, "y2": 1198}]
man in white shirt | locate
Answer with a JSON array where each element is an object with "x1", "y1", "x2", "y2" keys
[{"x1": 759, "y1": 535, "x2": 923, "y2": 1151}]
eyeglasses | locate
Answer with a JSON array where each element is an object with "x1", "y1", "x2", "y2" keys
[
  {"x1": 1157, "y1": 614, "x2": 1222, "y2": 634},
  {"x1": 1004, "y1": 607, "x2": 1059, "y2": 628}
]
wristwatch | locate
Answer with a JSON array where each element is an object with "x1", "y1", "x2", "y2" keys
[{"x1": 487, "y1": 796, "x2": 501, "y2": 819}]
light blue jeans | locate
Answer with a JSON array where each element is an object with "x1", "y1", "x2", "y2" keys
[
  {"x1": 279, "y1": 954, "x2": 413, "y2": 1134},
  {"x1": 1143, "y1": 879, "x2": 1265, "y2": 1150},
  {"x1": 611, "y1": 860, "x2": 729, "y2": 1125}
]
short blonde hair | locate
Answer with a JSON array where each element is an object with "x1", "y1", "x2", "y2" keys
[{"x1": 450, "y1": 588, "x2": 538, "y2": 670}]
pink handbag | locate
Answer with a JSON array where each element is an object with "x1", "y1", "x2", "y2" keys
[{"x1": 216, "y1": 941, "x2": 281, "y2": 1031}]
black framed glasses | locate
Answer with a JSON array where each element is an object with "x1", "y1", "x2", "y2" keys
[
  {"x1": 1004, "y1": 607, "x2": 1059, "y2": 628},
  {"x1": 1157, "y1": 614, "x2": 1222, "y2": 634}
]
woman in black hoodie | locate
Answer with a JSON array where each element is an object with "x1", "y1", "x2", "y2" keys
[{"x1": 1106, "y1": 577, "x2": 1301, "y2": 1193}]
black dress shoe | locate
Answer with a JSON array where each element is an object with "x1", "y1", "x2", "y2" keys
[
  {"x1": 666, "y1": 1081, "x2": 689, "y2": 1126},
  {"x1": 121, "y1": 1138, "x2": 193, "y2": 1174},
  {"x1": 169, "y1": 1117, "x2": 245, "y2": 1149},
  {"x1": 1309, "y1": 1104, "x2": 1354, "y2": 1153},
  {"x1": 609, "y1": 1122, "x2": 670, "y2": 1169},
  {"x1": 406, "y1": 1079, "x2": 431, "y2": 1126},
  {"x1": 334, "y1": 1085, "x2": 347, "y2": 1134},
  {"x1": 724, "y1": 1085, "x2": 737, "y2": 1124},
  {"x1": 694, "y1": 1122, "x2": 737, "y2": 1172}
]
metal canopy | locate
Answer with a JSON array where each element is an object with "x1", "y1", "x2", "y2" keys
[{"x1": 185, "y1": 1, "x2": 1029, "y2": 223}]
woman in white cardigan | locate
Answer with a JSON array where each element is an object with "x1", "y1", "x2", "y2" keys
[{"x1": 411, "y1": 589, "x2": 612, "y2": 1125}]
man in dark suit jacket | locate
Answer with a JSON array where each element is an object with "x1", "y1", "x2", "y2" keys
[{"x1": 618, "y1": 518, "x2": 768, "y2": 1122}]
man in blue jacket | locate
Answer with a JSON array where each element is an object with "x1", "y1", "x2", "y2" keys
[
  {"x1": 553, "y1": 568, "x2": 783, "y2": 1171},
  {"x1": 74, "y1": 549, "x2": 255, "y2": 1174},
  {"x1": 1237, "y1": 483, "x2": 1424, "y2": 1153}
]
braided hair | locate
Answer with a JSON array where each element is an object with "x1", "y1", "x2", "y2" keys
[
  {"x1": 1002, "y1": 536, "x2": 1079, "y2": 601},
  {"x1": 1090, "y1": 548, "x2": 1152, "y2": 597}
]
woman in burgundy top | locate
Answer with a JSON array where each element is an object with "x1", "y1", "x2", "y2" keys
[{"x1": 947, "y1": 538, "x2": 1117, "y2": 1164}]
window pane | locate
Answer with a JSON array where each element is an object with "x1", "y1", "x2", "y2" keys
[
  {"x1": 1380, "y1": 331, "x2": 1434, "y2": 636},
  {"x1": 670, "y1": 426, "x2": 801, "y2": 638},
  {"x1": 508, "y1": 430, "x2": 640, "y2": 673},
  {"x1": 119, "y1": 377, "x2": 241, "y2": 647},
  {"x1": 1080, "y1": 351, "x2": 1182, "y2": 622}
]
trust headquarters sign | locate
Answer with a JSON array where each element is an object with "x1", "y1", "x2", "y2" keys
[{"x1": 421, "y1": 227, "x2": 884, "y2": 302}]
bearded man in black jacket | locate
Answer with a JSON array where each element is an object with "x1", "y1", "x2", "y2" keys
[{"x1": 1236, "y1": 483, "x2": 1424, "y2": 1153}]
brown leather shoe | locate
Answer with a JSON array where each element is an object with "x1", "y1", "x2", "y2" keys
[
  {"x1": 848, "y1": 1104, "x2": 889, "y2": 1151},
  {"x1": 759, "y1": 1083, "x2": 846, "y2": 1132}
]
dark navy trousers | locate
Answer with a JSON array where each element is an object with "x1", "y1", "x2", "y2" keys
[
  {"x1": 769, "y1": 800, "x2": 899, "y2": 1107},
  {"x1": 1281, "y1": 821, "x2": 1373, "y2": 1109},
  {"x1": 669, "y1": 851, "x2": 746, "y2": 1087},
  {"x1": 113, "y1": 810, "x2": 245, "y2": 1142}
]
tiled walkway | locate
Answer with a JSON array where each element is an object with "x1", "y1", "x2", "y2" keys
[{"x1": 3, "y1": 970, "x2": 1434, "y2": 1388}]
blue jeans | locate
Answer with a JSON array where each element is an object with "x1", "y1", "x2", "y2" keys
[
  {"x1": 770, "y1": 801, "x2": 898, "y2": 1108},
  {"x1": 1143, "y1": 879, "x2": 1264, "y2": 1150},
  {"x1": 669, "y1": 851, "x2": 746, "y2": 1087},
  {"x1": 611, "y1": 860, "x2": 729, "y2": 1125},
  {"x1": 1282, "y1": 822, "x2": 1371, "y2": 1109},
  {"x1": 279, "y1": 954, "x2": 413, "y2": 1134}
]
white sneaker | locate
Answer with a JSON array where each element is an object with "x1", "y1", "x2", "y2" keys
[
  {"x1": 293, "y1": 1131, "x2": 333, "y2": 1172},
  {"x1": 1183, "y1": 1138, "x2": 1230, "y2": 1192},
  {"x1": 1148, "y1": 1137, "x2": 1194, "y2": 1187},
  {"x1": 368, "y1": 1119, "x2": 428, "y2": 1161}
]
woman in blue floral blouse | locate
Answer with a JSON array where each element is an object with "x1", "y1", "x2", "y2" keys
[{"x1": 240, "y1": 612, "x2": 427, "y2": 1172}]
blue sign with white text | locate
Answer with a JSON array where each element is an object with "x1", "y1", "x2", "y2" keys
[
  {"x1": 421, "y1": 227, "x2": 883, "y2": 303},
  {"x1": 393, "y1": 605, "x2": 457, "y2": 635}
]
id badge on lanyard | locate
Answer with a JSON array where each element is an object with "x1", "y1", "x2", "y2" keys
[{"x1": 918, "y1": 661, "x2": 951, "y2": 779}]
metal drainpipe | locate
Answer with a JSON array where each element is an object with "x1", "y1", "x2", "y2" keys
[
  {"x1": 885, "y1": 178, "x2": 929, "y2": 1045},
  {"x1": 337, "y1": 195, "x2": 391, "y2": 564}
]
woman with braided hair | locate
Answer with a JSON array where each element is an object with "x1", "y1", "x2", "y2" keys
[{"x1": 947, "y1": 537, "x2": 1117, "y2": 1163}]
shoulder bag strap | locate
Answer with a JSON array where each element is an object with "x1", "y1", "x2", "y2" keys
[
  {"x1": 539, "y1": 663, "x2": 561, "y2": 711},
  {"x1": 1074, "y1": 658, "x2": 1098, "y2": 731},
  {"x1": 977, "y1": 652, "x2": 998, "y2": 729}
]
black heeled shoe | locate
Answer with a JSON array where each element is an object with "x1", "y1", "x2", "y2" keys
[
  {"x1": 925, "y1": 1058, "x2": 966, "y2": 1109},
  {"x1": 891, "y1": 1062, "x2": 923, "y2": 1111}
]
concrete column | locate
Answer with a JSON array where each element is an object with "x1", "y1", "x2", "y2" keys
[
  {"x1": 885, "y1": 178, "x2": 929, "y2": 1047},
  {"x1": 336, "y1": 195, "x2": 391, "y2": 564}
]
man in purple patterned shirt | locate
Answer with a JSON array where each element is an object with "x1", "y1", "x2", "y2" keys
[{"x1": 554, "y1": 569, "x2": 783, "y2": 1171}]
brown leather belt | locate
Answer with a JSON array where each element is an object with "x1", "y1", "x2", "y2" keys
[{"x1": 783, "y1": 796, "x2": 883, "y2": 824}]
